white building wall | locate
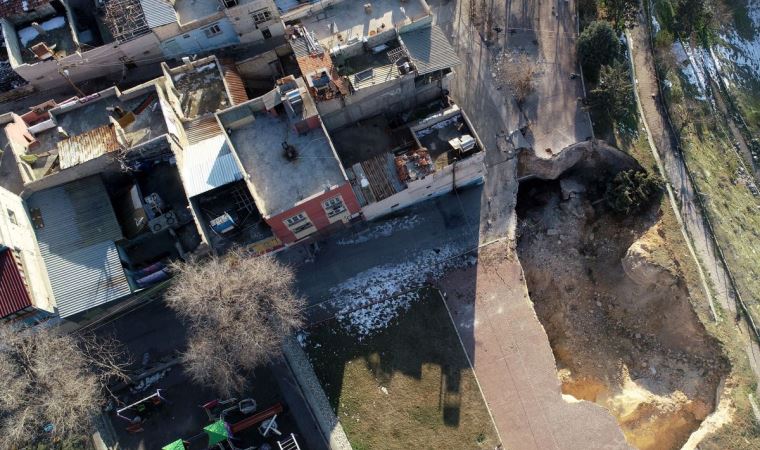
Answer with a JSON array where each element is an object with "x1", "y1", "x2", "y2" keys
[
  {"x1": 226, "y1": 0, "x2": 285, "y2": 44},
  {"x1": 0, "y1": 187, "x2": 55, "y2": 314},
  {"x1": 5, "y1": 31, "x2": 163, "y2": 88},
  {"x1": 361, "y1": 151, "x2": 485, "y2": 220}
]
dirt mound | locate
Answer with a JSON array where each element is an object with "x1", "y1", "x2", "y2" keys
[
  {"x1": 622, "y1": 227, "x2": 678, "y2": 290},
  {"x1": 516, "y1": 173, "x2": 728, "y2": 449}
]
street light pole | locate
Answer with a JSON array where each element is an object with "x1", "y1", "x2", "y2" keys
[{"x1": 58, "y1": 68, "x2": 85, "y2": 97}]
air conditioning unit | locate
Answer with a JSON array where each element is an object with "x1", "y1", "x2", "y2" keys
[
  {"x1": 210, "y1": 212, "x2": 236, "y2": 234},
  {"x1": 148, "y1": 210, "x2": 178, "y2": 234},
  {"x1": 449, "y1": 134, "x2": 476, "y2": 153}
]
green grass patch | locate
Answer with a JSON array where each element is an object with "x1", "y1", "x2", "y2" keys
[{"x1": 303, "y1": 288, "x2": 499, "y2": 450}]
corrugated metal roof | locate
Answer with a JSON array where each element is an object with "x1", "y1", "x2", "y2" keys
[
  {"x1": 219, "y1": 58, "x2": 249, "y2": 106},
  {"x1": 400, "y1": 25, "x2": 461, "y2": 76},
  {"x1": 182, "y1": 135, "x2": 243, "y2": 197},
  {"x1": 26, "y1": 176, "x2": 131, "y2": 318},
  {"x1": 0, "y1": 248, "x2": 32, "y2": 318},
  {"x1": 139, "y1": 0, "x2": 177, "y2": 29},
  {"x1": 58, "y1": 124, "x2": 121, "y2": 170},
  {"x1": 185, "y1": 116, "x2": 222, "y2": 145}
]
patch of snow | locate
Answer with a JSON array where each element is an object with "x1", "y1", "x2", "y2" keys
[
  {"x1": 712, "y1": 2, "x2": 760, "y2": 87},
  {"x1": 337, "y1": 215, "x2": 422, "y2": 245},
  {"x1": 41, "y1": 16, "x2": 66, "y2": 31},
  {"x1": 671, "y1": 41, "x2": 708, "y2": 101},
  {"x1": 296, "y1": 331, "x2": 309, "y2": 348},
  {"x1": 330, "y1": 242, "x2": 473, "y2": 339},
  {"x1": 651, "y1": 15, "x2": 661, "y2": 34},
  {"x1": 18, "y1": 17, "x2": 67, "y2": 47},
  {"x1": 414, "y1": 115, "x2": 460, "y2": 138},
  {"x1": 18, "y1": 27, "x2": 39, "y2": 47}
]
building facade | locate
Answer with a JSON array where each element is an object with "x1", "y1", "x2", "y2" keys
[{"x1": 0, "y1": 186, "x2": 55, "y2": 323}]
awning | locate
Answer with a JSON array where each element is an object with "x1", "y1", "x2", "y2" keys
[
  {"x1": 161, "y1": 439, "x2": 185, "y2": 450},
  {"x1": 204, "y1": 420, "x2": 229, "y2": 446}
]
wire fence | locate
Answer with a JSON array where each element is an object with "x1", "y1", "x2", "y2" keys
[{"x1": 640, "y1": 0, "x2": 760, "y2": 343}]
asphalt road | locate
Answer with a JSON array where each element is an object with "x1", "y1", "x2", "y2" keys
[{"x1": 279, "y1": 184, "x2": 484, "y2": 320}]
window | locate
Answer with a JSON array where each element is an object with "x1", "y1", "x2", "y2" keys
[
  {"x1": 284, "y1": 213, "x2": 306, "y2": 226},
  {"x1": 284, "y1": 212, "x2": 315, "y2": 235},
  {"x1": 251, "y1": 8, "x2": 272, "y2": 25},
  {"x1": 204, "y1": 24, "x2": 222, "y2": 38},
  {"x1": 322, "y1": 196, "x2": 346, "y2": 218},
  {"x1": 262, "y1": 27, "x2": 272, "y2": 39},
  {"x1": 7, "y1": 209, "x2": 18, "y2": 226}
]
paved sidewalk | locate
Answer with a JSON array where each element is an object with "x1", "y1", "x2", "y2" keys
[{"x1": 440, "y1": 243, "x2": 631, "y2": 450}]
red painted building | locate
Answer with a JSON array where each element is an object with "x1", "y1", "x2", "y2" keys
[{"x1": 218, "y1": 76, "x2": 361, "y2": 246}]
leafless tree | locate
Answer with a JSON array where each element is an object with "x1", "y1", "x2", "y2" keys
[
  {"x1": 165, "y1": 250, "x2": 305, "y2": 397},
  {"x1": 496, "y1": 53, "x2": 536, "y2": 106},
  {"x1": 0, "y1": 325, "x2": 129, "y2": 448}
]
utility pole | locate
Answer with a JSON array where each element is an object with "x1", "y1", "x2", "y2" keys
[{"x1": 58, "y1": 68, "x2": 85, "y2": 97}]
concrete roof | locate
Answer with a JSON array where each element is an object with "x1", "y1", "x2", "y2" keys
[
  {"x1": 219, "y1": 80, "x2": 347, "y2": 217},
  {"x1": 25, "y1": 176, "x2": 131, "y2": 318},
  {"x1": 299, "y1": 0, "x2": 428, "y2": 44}
]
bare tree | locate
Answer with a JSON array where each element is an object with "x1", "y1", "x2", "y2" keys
[
  {"x1": 0, "y1": 325, "x2": 129, "y2": 448},
  {"x1": 165, "y1": 250, "x2": 305, "y2": 396},
  {"x1": 496, "y1": 53, "x2": 536, "y2": 106}
]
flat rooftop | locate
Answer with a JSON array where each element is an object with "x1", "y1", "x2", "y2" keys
[
  {"x1": 170, "y1": 60, "x2": 231, "y2": 119},
  {"x1": 173, "y1": 0, "x2": 257, "y2": 24},
  {"x1": 334, "y1": 38, "x2": 411, "y2": 90},
  {"x1": 219, "y1": 79, "x2": 347, "y2": 217},
  {"x1": 22, "y1": 86, "x2": 167, "y2": 178},
  {"x1": 299, "y1": 0, "x2": 428, "y2": 46},
  {"x1": 16, "y1": 15, "x2": 76, "y2": 64}
]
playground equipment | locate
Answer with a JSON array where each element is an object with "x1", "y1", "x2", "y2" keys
[
  {"x1": 116, "y1": 389, "x2": 169, "y2": 432},
  {"x1": 163, "y1": 402, "x2": 286, "y2": 450},
  {"x1": 201, "y1": 398, "x2": 238, "y2": 421}
]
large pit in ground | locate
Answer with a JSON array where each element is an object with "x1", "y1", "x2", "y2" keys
[{"x1": 515, "y1": 157, "x2": 728, "y2": 449}]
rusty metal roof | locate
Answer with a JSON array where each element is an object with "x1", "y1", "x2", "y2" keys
[
  {"x1": 219, "y1": 59, "x2": 249, "y2": 106},
  {"x1": 0, "y1": 248, "x2": 32, "y2": 318},
  {"x1": 57, "y1": 124, "x2": 121, "y2": 170}
]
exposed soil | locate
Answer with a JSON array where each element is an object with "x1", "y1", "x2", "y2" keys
[{"x1": 515, "y1": 166, "x2": 728, "y2": 450}]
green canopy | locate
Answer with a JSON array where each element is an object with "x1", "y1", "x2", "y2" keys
[
  {"x1": 204, "y1": 419, "x2": 229, "y2": 446},
  {"x1": 162, "y1": 439, "x2": 185, "y2": 450}
]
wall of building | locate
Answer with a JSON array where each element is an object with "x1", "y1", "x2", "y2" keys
[
  {"x1": 0, "y1": 187, "x2": 55, "y2": 315},
  {"x1": 265, "y1": 182, "x2": 360, "y2": 244},
  {"x1": 160, "y1": 18, "x2": 240, "y2": 58},
  {"x1": 235, "y1": 48, "x2": 280, "y2": 79},
  {"x1": 2, "y1": 25, "x2": 163, "y2": 88},
  {"x1": 318, "y1": 72, "x2": 447, "y2": 130},
  {"x1": 226, "y1": 0, "x2": 284, "y2": 44},
  {"x1": 361, "y1": 151, "x2": 485, "y2": 221}
]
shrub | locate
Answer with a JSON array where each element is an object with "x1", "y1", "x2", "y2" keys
[
  {"x1": 577, "y1": 20, "x2": 621, "y2": 82},
  {"x1": 605, "y1": 169, "x2": 663, "y2": 214}
]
